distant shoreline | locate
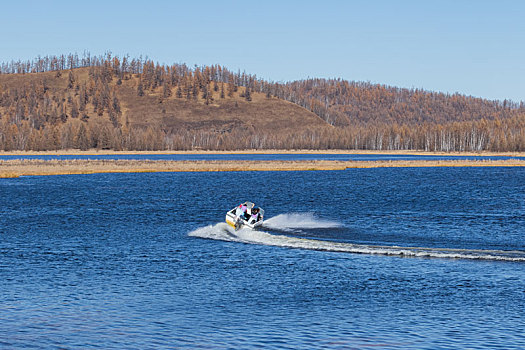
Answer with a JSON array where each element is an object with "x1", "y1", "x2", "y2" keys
[
  {"x1": 1, "y1": 158, "x2": 524, "y2": 178},
  {"x1": 1, "y1": 149, "x2": 525, "y2": 157}
]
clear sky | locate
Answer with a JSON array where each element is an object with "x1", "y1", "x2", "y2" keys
[{"x1": 1, "y1": 0, "x2": 524, "y2": 102}]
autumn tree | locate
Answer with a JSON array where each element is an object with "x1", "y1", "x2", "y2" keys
[
  {"x1": 163, "y1": 83, "x2": 172, "y2": 98},
  {"x1": 137, "y1": 79, "x2": 144, "y2": 96},
  {"x1": 70, "y1": 100, "x2": 79, "y2": 118},
  {"x1": 68, "y1": 70, "x2": 75, "y2": 89},
  {"x1": 75, "y1": 123, "x2": 90, "y2": 150},
  {"x1": 227, "y1": 82, "x2": 235, "y2": 97}
]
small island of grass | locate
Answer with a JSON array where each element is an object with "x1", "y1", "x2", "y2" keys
[{"x1": 1, "y1": 150, "x2": 524, "y2": 178}]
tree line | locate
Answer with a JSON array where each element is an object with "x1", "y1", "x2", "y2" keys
[{"x1": 0, "y1": 52, "x2": 524, "y2": 151}]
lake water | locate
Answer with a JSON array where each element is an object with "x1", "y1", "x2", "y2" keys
[{"x1": 1, "y1": 167, "x2": 524, "y2": 349}]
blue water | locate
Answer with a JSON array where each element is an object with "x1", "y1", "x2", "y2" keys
[
  {"x1": 1, "y1": 153, "x2": 524, "y2": 161},
  {"x1": 1, "y1": 168, "x2": 524, "y2": 349}
]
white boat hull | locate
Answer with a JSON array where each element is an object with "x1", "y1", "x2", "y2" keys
[{"x1": 226, "y1": 208, "x2": 263, "y2": 230}]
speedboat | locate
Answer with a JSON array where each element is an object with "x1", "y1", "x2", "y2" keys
[{"x1": 226, "y1": 201, "x2": 265, "y2": 230}]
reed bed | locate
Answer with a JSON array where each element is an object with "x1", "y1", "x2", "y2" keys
[
  {"x1": 1, "y1": 149, "x2": 525, "y2": 157},
  {"x1": 1, "y1": 158, "x2": 524, "y2": 178}
]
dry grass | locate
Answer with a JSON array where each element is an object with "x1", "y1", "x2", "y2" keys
[
  {"x1": 1, "y1": 149, "x2": 525, "y2": 157},
  {"x1": 1, "y1": 159, "x2": 524, "y2": 178}
]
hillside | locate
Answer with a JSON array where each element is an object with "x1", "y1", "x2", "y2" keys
[
  {"x1": 0, "y1": 53, "x2": 524, "y2": 151},
  {"x1": 0, "y1": 65, "x2": 330, "y2": 150}
]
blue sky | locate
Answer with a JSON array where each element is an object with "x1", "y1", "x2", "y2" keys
[{"x1": 1, "y1": 0, "x2": 524, "y2": 102}]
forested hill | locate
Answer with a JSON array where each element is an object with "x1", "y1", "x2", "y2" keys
[{"x1": 0, "y1": 53, "x2": 524, "y2": 151}]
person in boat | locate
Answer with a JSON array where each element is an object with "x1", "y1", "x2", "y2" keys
[
  {"x1": 249, "y1": 207, "x2": 260, "y2": 224},
  {"x1": 235, "y1": 203, "x2": 248, "y2": 221},
  {"x1": 243, "y1": 206, "x2": 251, "y2": 221}
]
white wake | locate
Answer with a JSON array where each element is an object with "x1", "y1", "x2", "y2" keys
[{"x1": 188, "y1": 215, "x2": 525, "y2": 262}]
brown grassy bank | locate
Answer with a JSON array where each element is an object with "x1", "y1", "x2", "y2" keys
[
  {"x1": 1, "y1": 159, "x2": 524, "y2": 178},
  {"x1": 1, "y1": 149, "x2": 525, "y2": 157}
]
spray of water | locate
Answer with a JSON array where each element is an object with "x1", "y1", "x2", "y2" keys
[{"x1": 263, "y1": 213, "x2": 342, "y2": 231}]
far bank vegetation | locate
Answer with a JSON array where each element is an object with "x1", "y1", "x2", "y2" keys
[{"x1": 0, "y1": 53, "x2": 524, "y2": 152}]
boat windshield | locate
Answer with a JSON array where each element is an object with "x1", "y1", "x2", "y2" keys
[{"x1": 243, "y1": 201, "x2": 255, "y2": 209}]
